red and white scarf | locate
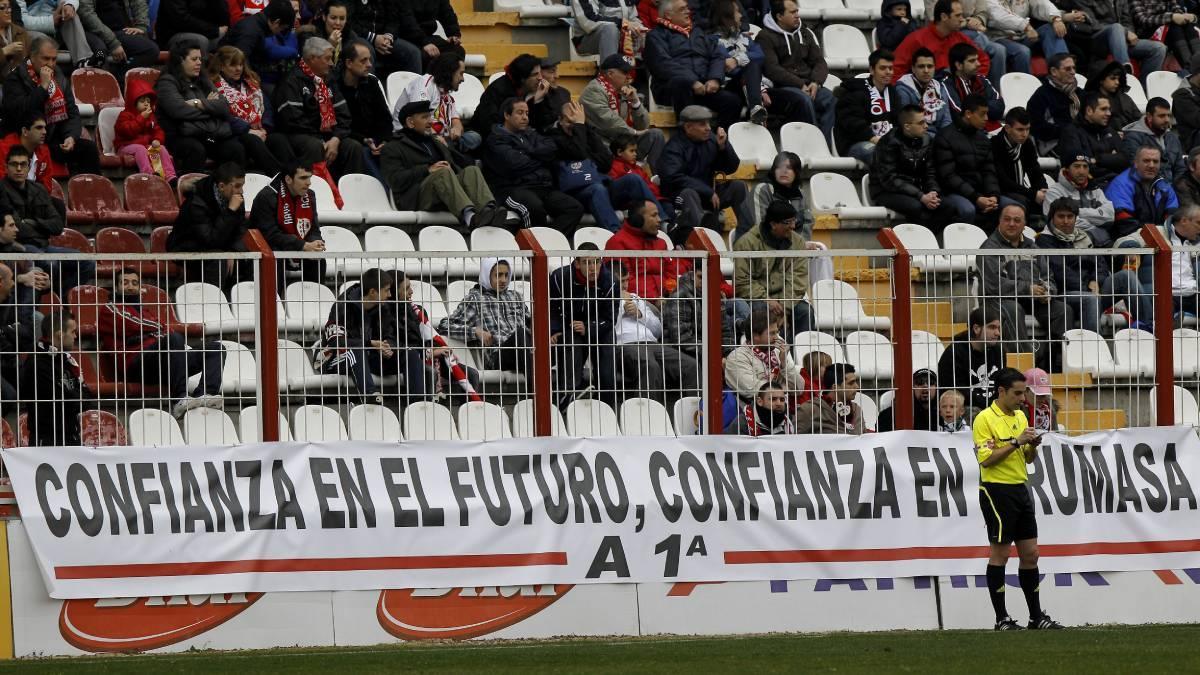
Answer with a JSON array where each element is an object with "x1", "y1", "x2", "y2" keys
[
  {"x1": 655, "y1": 15, "x2": 690, "y2": 36},
  {"x1": 276, "y1": 178, "x2": 314, "y2": 240},
  {"x1": 741, "y1": 403, "x2": 795, "y2": 437},
  {"x1": 751, "y1": 346, "x2": 783, "y2": 384},
  {"x1": 216, "y1": 75, "x2": 264, "y2": 128},
  {"x1": 414, "y1": 303, "x2": 481, "y2": 401},
  {"x1": 867, "y1": 83, "x2": 893, "y2": 138},
  {"x1": 28, "y1": 61, "x2": 67, "y2": 124},
  {"x1": 300, "y1": 59, "x2": 336, "y2": 133},
  {"x1": 597, "y1": 74, "x2": 634, "y2": 127}
]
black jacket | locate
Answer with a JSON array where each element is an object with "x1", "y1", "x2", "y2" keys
[
  {"x1": 324, "y1": 283, "x2": 379, "y2": 343},
  {"x1": 1036, "y1": 228, "x2": 1110, "y2": 294},
  {"x1": 548, "y1": 262, "x2": 619, "y2": 337},
  {"x1": 0, "y1": 178, "x2": 62, "y2": 248},
  {"x1": 870, "y1": 129, "x2": 939, "y2": 200},
  {"x1": 933, "y1": 117, "x2": 999, "y2": 201},
  {"x1": 155, "y1": 71, "x2": 234, "y2": 142},
  {"x1": 1177, "y1": 171, "x2": 1200, "y2": 209},
  {"x1": 991, "y1": 131, "x2": 1047, "y2": 205},
  {"x1": 834, "y1": 77, "x2": 899, "y2": 154},
  {"x1": 481, "y1": 125, "x2": 560, "y2": 192},
  {"x1": 1173, "y1": 83, "x2": 1200, "y2": 152},
  {"x1": 167, "y1": 176, "x2": 247, "y2": 252},
  {"x1": 249, "y1": 176, "x2": 322, "y2": 251},
  {"x1": 547, "y1": 121, "x2": 611, "y2": 174},
  {"x1": 381, "y1": 128, "x2": 460, "y2": 209},
  {"x1": 379, "y1": 296, "x2": 432, "y2": 350},
  {"x1": 339, "y1": 72, "x2": 391, "y2": 144},
  {"x1": 1027, "y1": 82, "x2": 1074, "y2": 145},
  {"x1": 658, "y1": 133, "x2": 740, "y2": 201},
  {"x1": 19, "y1": 343, "x2": 90, "y2": 447},
  {"x1": 397, "y1": 0, "x2": 460, "y2": 45},
  {"x1": 643, "y1": 24, "x2": 726, "y2": 103},
  {"x1": 470, "y1": 74, "x2": 556, "y2": 139},
  {"x1": 273, "y1": 65, "x2": 351, "y2": 140},
  {"x1": 755, "y1": 22, "x2": 828, "y2": 89},
  {"x1": 221, "y1": 12, "x2": 274, "y2": 74},
  {"x1": 157, "y1": 0, "x2": 229, "y2": 44},
  {"x1": 348, "y1": 0, "x2": 399, "y2": 44},
  {"x1": 937, "y1": 331, "x2": 1004, "y2": 412},
  {"x1": 877, "y1": 0, "x2": 921, "y2": 50},
  {"x1": 876, "y1": 395, "x2": 939, "y2": 432},
  {"x1": 1058, "y1": 117, "x2": 1128, "y2": 187},
  {"x1": 1, "y1": 64, "x2": 81, "y2": 143}
]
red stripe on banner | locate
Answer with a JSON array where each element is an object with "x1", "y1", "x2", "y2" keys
[
  {"x1": 55, "y1": 552, "x2": 569, "y2": 580},
  {"x1": 1154, "y1": 569, "x2": 1184, "y2": 585},
  {"x1": 725, "y1": 540, "x2": 1200, "y2": 565}
]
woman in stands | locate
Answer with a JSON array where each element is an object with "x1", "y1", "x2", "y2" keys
[
  {"x1": 752, "y1": 151, "x2": 814, "y2": 240},
  {"x1": 709, "y1": 0, "x2": 768, "y2": 125},
  {"x1": 155, "y1": 42, "x2": 245, "y2": 174},
  {"x1": 208, "y1": 45, "x2": 293, "y2": 174},
  {"x1": 1084, "y1": 61, "x2": 1141, "y2": 132}
]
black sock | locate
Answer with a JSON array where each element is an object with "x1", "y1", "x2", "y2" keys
[
  {"x1": 986, "y1": 564, "x2": 1007, "y2": 622},
  {"x1": 1019, "y1": 567, "x2": 1042, "y2": 620}
]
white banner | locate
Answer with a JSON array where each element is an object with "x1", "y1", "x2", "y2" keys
[{"x1": 5, "y1": 428, "x2": 1200, "y2": 599}]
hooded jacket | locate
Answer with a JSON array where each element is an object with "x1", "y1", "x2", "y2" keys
[
  {"x1": 167, "y1": 175, "x2": 247, "y2": 253},
  {"x1": 870, "y1": 127, "x2": 939, "y2": 200},
  {"x1": 892, "y1": 23, "x2": 991, "y2": 78},
  {"x1": 658, "y1": 131, "x2": 740, "y2": 201},
  {"x1": 1105, "y1": 166, "x2": 1180, "y2": 236},
  {"x1": 1036, "y1": 219, "x2": 1109, "y2": 294},
  {"x1": 114, "y1": 79, "x2": 166, "y2": 149},
  {"x1": 833, "y1": 76, "x2": 899, "y2": 154},
  {"x1": 755, "y1": 13, "x2": 827, "y2": 89},
  {"x1": 249, "y1": 174, "x2": 322, "y2": 251},
  {"x1": 991, "y1": 128, "x2": 1046, "y2": 204},
  {"x1": 933, "y1": 116, "x2": 1000, "y2": 201},
  {"x1": 1058, "y1": 114, "x2": 1128, "y2": 187},
  {"x1": 937, "y1": 329, "x2": 1004, "y2": 411},
  {"x1": 896, "y1": 73, "x2": 952, "y2": 135},
  {"x1": 877, "y1": 0, "x2": 921, "y2": 50},
  {"x1": 97, "y1": 291, "x2": 169, "y2": 368},
  {"x1": 438, "y1": 257, "x2": 532, "y2": 354},
  {"x1": 643, "y1": 21, "x2": 726, "y2": 102},
  {"x1": 733, "y1": 220, "x2": 810, "y2": 308},
  {"x1": 1044, "y1": 170, "x2": 1116, "y2": 229},
  {"x1": 481, "y1": 124, "x2": 559, "y2": 192},
  {"x1": 1123, "y1": 117, "x2": 1187, "y2": 184},
  {"x1": 1086, "y1": 61, "x2": 1142, "y2": 131}
]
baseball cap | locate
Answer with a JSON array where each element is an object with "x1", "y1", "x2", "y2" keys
[
  {"x1": 1023, "y1": 367, "x2": 1051, "y2": 396},
  {"x1": 679, "y1": 105, "x2": 714, "y2": 123},
  {"x1": 913, "y1": 368, "x2": 937, "y2": 386},
  {"x1": 764, "y1": 200, "x2": 797, "y2": 223},
  {"x1": 540, "y1": 57, "x2": 561, "y2": 69},
  {"x1": 1066, "y1": 152, "x2": 1092, "y2": 166},
  {"x1": 600, "y1": 54, "x2": 633, "y2": 72}
]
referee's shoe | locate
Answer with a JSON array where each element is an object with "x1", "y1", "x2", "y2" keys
[
  {"x1": 995, "y1": 616, "x2": 1024, "y2": 631},
  {"x1": 1028, "y1": 612, "x2": 1065, "y2": 630}
]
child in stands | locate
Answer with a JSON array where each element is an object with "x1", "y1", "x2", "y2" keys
[
  {"x1": 608, "y1": 134, "x2": 675, "y2": 226},
  {"x1": 113, "y1": 79, "x2": 177, "y2": 183}
]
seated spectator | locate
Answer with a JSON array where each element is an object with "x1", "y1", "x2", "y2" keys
[
  {"x1": 581, "y1": 55, "x2": 665, "y2": 173},
  {"x1": 78, "y1": 0, "x2": 159, "y2": 78},
  {"x1": 756, "y1": 0, "x2": 835, "y2": 141},
  {"x1": 1085, "y1": 60, "x2": 1142, "y2": 132},
  {"x1": 114, "y1": 78, "x2": 178, "y2": 183},
  {"x1": 924, "y1": 0, "x2": 1009, "y2": 86},
  {"x1": 753, "y1": 151, "x2": 813, "y2": 240},
  {"x1": 383, "y1": 100, "x2": 504, "y2": 229},
  {"x1": 19, "y1": 310, "x2": 90, "y2": 446},
  {"x1": 166, "y1": 162, "x2": 249, "y2": 290},
  {"x1": 1061, "y1": 0, "x2": 1165, "y2": 82},
  {"x1": 535, "y1": 59, "x2": 574, "y2": 127},
  {"x1": 1037, "y1": 197, "x2": 1151, "y2": 331},
  {"x1": 273, "y1": 37, "x2": 364, "y2": 179},
  {"x1": 394, "y1": 53, "x2": 479, "y2": 156},
  {"x1": 896, "y1": 47, "x2": 952, "y2": 137},
  {"x1": 1044, "y1": 152, "x2": 1116, "y2": 233},
  {"x1": 605, "y1": 200, "x2": 684, "y2": 301},
  {"x1": 709, "y1": 0, "x2": 767, "y2": 125},
  {"x1": 1178, "y1": 148, "x2": 1200, "y2": 208},
  {"x1": 1059, "y1": 92, "x2": 1129, "y2": 189},
  {"x1": 157, "y1": 42, "x2": 245, "y2": 175},
  {"x1": 298, "y1": 0, "x2": 356, "y2": 62},
  {"x1": 877, "y1": 0, "x2": 921, "y2": 51},
  {"x1": 338, "y1": 39, "x2": 389, "y2": 177},
  {"x1": 662, "y1": 261, "x2": 748, "y2": 358},
  {"x1": 1175, "y1": 57, "x2": 1200, "y2": 152},
  {"x1": 0, "y1": 1, "x2": 29, "y2": 77},
  {"x1": 725, "y1": 382, "x2": 794, "y2": 435},
  {"x1": 834, "y1": 48, "x2": 898, "y2": 165},
  {"x1": 250, "y1": 161, "x2": 326, "y2": 283},
  {"x1": 471, "y1": 53, "x2": 556, "y2": 141},
  {"x1": 313, "y1": 267, "x2": 391, "y2": 404},
  {"x1": 1106, "y1": 145, "x2": 1180, "y2": 239},
  {"x1": 1117, "y1": 203, "x2": 1200, "y2": 320},
  {"x1": 643, "y1": 0, "x2": 743, "y2": 129},
  {"x1": 609, "y1": 134, "x2": 673, "y2": 221},
  {"x1": 876, "y1": 368, "x2": 940, "y2": 432},
  {"x1": 0, "y1": 114, "x2": 55, "y2": 194},
  {"x1": 98, "y1": 268, "x2": 225, "y2": 418},
  {"x1": 870, "y1": 104, "x2": 958, "y2": 233},
  {"x1": 612, "y1": 260, "x2": 699, "y2": 406},
  {"x1": 226, "y1": 0, "x2": 268, "y2": 26},
  {"x1": 659, "y1": 105, "x2": 753, "y2": 242},
  {"x1": 344, "y1": 0, "x2": 420, "y2": 76},
  {"x1": 220, "y1": 0, "x2": 294, "y2": 86},
  {"x1": 1123, "y1": 97, "x2": 1187, "y2": 184},
  {"x1": 1027, "y1": 52, "x2": 1079, "y2": 155},
  {"x1": 22, "y1": 0, "x2": 96, "y2": 69},
  {"x1": 2, "y1": 36, "x2": 99, "y2": 175},
  {"x1": 725, "y1": 305, "x2": 803, "y2": 401},
  {"x1": 797, "y1": 349, "x2": 831, "y2": 405},
  {"x1": 381, "y1": 270, "x2": 480, "y2": 403},
  {"x1": 938, "y1": 389, "x2": 970, "y2": 430},
  {"x1": 992, "y1": 107, "x2": 1047, "y2": 221},
  {"x1": 156, "y1": 0, "x2": 229, "y2": 52},
  {"x1": 572, "y1": 0, "x2": 647, "y2": 63},
  {"x1": 207, "y1": 45, "x2": 291, "y2": 176},
  {"x1": 482, "y1": 98, "x2": 584, "y2": 233},
  {"x1": 1021, "y1": 366, "x2": 1058, "y2": 432},
  {"x1": 895, "y1": 0, "x2": 991, "y2": 80},
  {"x1": 0, "y1": 214, "x2": 46, "y2": 326},
  {"x1": 795, "y1": 363, "x2": 865, "y2": 434},
  {"x1": 935, "y1": 93, "x2": 1011, "y2": 225},
  {"x1": 980, "y1": 204, "x2": 1071, "y2": 370},
  {"x1": 0, "y1": 261, "x2": 27, "y2": 400},
  {"x1": 438, "y1": 257, "x2": 534, "y2": 379},
  {"x1": 398, "y1": 0, "x2": 465, "y2": 72},
  {"x1": 986, "y1": 0, "x2": 1070, "y2": 69},
  {"x1": 937, "y1": 304, "x2": 1004, "y2": 417},
  {"x1": 941, "y1": 42, "x2": 1003, "y2": 123},
  {"x1": 733, "y1": 200, "x2": 813, "y2": 335},
  {"x1": 549, "y1": 245, "x2": 620, "y2": 405},
  {"x1": 1131, "y1": 0, "x2": 1199, "y2": 71}
]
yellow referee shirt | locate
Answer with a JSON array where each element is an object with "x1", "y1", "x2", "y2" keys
[{"x1": 972, "y1": 402, "x2": 1031, "y2": 484}]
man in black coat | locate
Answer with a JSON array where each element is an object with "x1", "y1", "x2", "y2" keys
[
  {"x1": 338, "y1": 39, "x2": 391, "y2": 177},
  {"x1": 643, "y1": 0, "x2": 743, "y2": 129},
  {"x1": 347, "y1": 0, "x2": 420, "y2": 76},
  {"x1": 19, "y1": 310, "x2": 92, "y2": 447},
  {"x1": 273, "y1": 36, "x2": 365, "y2": 180},
  {"x1": 1058, "y1": 91, "x2": 1128, "y2": 188},
  {"x1": 397, "y1": 0, "x2": 465, "y2": 71},
  {"x1": 313, "y1": 267, "x2": 392, "y2": 403},
  {"x1": 166, "y1": 162, "x2": 249, "y2": 291},
  {"x1": 834, "y1": 49, "x2": 900, "y2": 164},
  {"x1": 156, "y1": 0, "x2": 229, "y2": 50},
  {"x1": 934, "y1": 93, "x2": 1016, "y2": 226},
  {"x1": 382, "y1": 100, "x2": 504, "y2": 228},
  {"x1": 220, "y1": 0, "x2": 294, "y2": 83},
  {"x1": 876, "y1": 368, "x2": 940, "y2": 432},
  {"x1": 249, "y1": 161, "x2": 326, "y2": 284},
  {"x1": 658, "y1": 105, "x2": 754, "y2": 243},
  {"x1": 1027, "y1": 52, "x2": 1078, "y2": 155},
  {"x1": 549, "y1": 244, "x2": 620, "y2": 407},
  {"x1": 869, "y1": 104, "x2": 958, "y2": 234},
  {"x1": 991, "y1": 106, "x2": 1047, "y2": 225}
]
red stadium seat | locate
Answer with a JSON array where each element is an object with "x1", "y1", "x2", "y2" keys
[
  {"x1": 124, "y1": 67, "x2": 160, "y2": 94},
  {"x1": 1, "y1": 419, "x2": 13, "y2": 448},
  {"x1": 67, "y1": 174, "x2": 142, "y2": 227},
  {"x1": 17, "y1": 413, "x2": 28, "y2": 447},
  {"x1": 75, "y1": 348, "x2": 150, "y2": 397},
  {"x1": 38, "y1": 290, "x2": 61, "y2": 316},
  {"x1": 94, "y1": 226, "x2": 147, "y2": 276},
  {"x1": 141, "y1": 283, "x2": 202, "y2": 336},
  {"x1": 125, "y1": 173, "x2": 179, "y2": 224},
  {"x1": 66, "y1": 284, "x2": 108, "y2": 336},
  {"x1": 50, "y1": 179, "x2": 64, "y2": 203},
  {"x1": 49, "y1": 228, "x2": 93, "y2": 253},
  {"x1": 148, "y1": 226, "x2": 181, "y2": 280},
  {"x1": 70, "y1": 67, "x2": 123, "y2": 112},
  {"x1": 80, "y1": 410, "x2": 128, "y2": 446},
  {"x1": 176, "y1": 172, "x2": 208, "y2": 203}
]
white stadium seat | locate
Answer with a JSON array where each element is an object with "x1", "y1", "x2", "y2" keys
[
  {"x1": 457, "y1": 73, "x2": 485, "y2": 119},
  {"x1": 182, "y1": 408, "x2": 240, "y2": 445},
  {"x1": 1174, "y1": 328, "x2": 1200, "y2": 377},
  {"x1": 793, "y1": 330, "x2": 846, "y2": 363},
  {"x1": 385, "y1": 71, "x2": 420, "y2": 110},
  {"x1": 277, "y1": 339, "x2": 349, "y2": 392},
  {"x1": 238, "y1": 406, "x2": 292, "y2": 442},
  {"x1": 409, "y1": 280, "x2": 448, "y2": 324},
  {"x1": 801, "y1": 0, "x2": 868, "y2": 22},
  {"x1": 810, "y1": 279, "x2": 892, "y2": 332},
  {"x1": 856, "y1": 392, "x2": 879, "y2": 430},
  {"x1": 175, "y1": 282, "x2": 251, "y2": 334},
  {"x1": 1125, "y1": 75, "x2": 1148, "y2": 112},
  {"x1": 458, "y1": 401, "x2": 513, "y2": 440},
  {"x1": 822, "y1": 24, "x2": 870, "y2": 70},
  {"x1": 879, "y1": 389, "x2": 895, "y2": 411},
  {"x1": 1000, "y1": 72, "x2": 1041, "y2": 113},
  {"x1": 780, "y1": 122, "x2": 858, "y2": 171},
  {"x1": 1146, "y1": 71, "x2": 1184, "y2": 107},
  {"x1": 230, "y1": 281, "x2": 293, "y2": 333},
  {"x1": 1064, "y1": 329, "x2": 1139, "y2": 378},
  {"x1": 511, "y1": 398, "x2": 567, "y2": 437},
  {"x1": 418, "y1": 225, "x2": 469, "y2": 277},
  {"x1": 129, "y1": 409, "x2": 185, "y2": 447},
  {"x1": 911, "y1": 330, "x2": 946, "y2": 374},
  {"x1": 1150, "y1": 385, "x2": 1200, "y2": 425},
  {"x1": 309, "y1": 176, "x2": 362, "y2": 226},
  {"x1": 319, "y1": 225, "x2": 366, "y2": 277},
  {"x1": 405, "y1": 401, "x2": 459, "y2": 441},
  {"x1": 243, "y1": 172, "x2": 273, "y2": 200},
  {"x1": 619, "y1": 398, "x2": 675, "y2": 436},
  {"x1": 218, "y1": 339, "x2": 259, "y2": 395},
  {"x1": 293, "y1": 405, "x2": 349, "y2": 442},
  {"x1": 843, "y1": 330, "x2": 894, "y2": 380},
  {"x1": 843, "y1": 0, "x2": 883, "y2": 18},
  {"x1": 564, "y1": 399, "x2": 621, "y2": 437},
  {"x1": 348, "y1": 404, "x2": 404, "y2": 441},
  {"x1": 340, "y1": 174, "x2": 417, "y2": 225},
  {"x1": 1112, "y1": 328, "x2": 1155, "y2": 378},
  {"x1": 574, "y1": 226, "x2": 613, "y2": 249},
  {"x1": 284, "y1": 281, "x2": 336, "y2": 333},
  {"x1": 673, "y1": 396, "x2": 702, "y2": 435},
  {"x1": 943, "y1": 222, "x2": 988, "y2": 271},
  {"x1": 728, "y1": 122, "x2": 778, "y2": 169},
  {"x1": 893, "y1": 222, "x2": 966, "y2": 274},
  {"x1": 809, "y1": 172, "x2": 889, "y2": 221},
  {"x1": 96, "y1": 106, "x2": 121, "y2": 159}
]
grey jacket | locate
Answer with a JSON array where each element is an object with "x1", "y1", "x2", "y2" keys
[
  {"x1": 979, "y1": 228, "x2": 1057, "y2": 298},
  {"x1": 795, "y1": 396, "x2": 867, "y2": 434},
  {"x1": 78, "y1": 0, "x2": 149, "y2": 51},
  {"x1": 578, "y1": 76, "x2": 650, "y2": 141},
  {"x1": 1122, "y1": 117, "x2": 1187, "y2": 184},
  {"x1": 1043, "y1": 172, "x2": 1115, "y2": 230}
]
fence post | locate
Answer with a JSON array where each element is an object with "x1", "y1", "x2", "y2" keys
[
  {"x1": 243, "y1": 230, "x2": 280, "y2": 442},
  {"x1": 516, "y1": 231, "x2": 552, "y2": 437},
  {"x1": 877, "y1": 228, "x2": 913, "y2": 430},
  {"x1": 687, "y1": 230, "x2": 724, "y2": 435},
  {"x1": 1141, "y1": 224, "x2": 1175, "y2": 426}
]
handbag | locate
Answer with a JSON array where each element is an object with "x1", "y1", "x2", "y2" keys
[{"x1": 557, "y1": 158, "x2": 601, "y2": 193}]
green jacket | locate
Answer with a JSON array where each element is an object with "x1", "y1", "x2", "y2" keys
[{"x1": 733, "y1": 224, "x2": 810, "y2": 308}]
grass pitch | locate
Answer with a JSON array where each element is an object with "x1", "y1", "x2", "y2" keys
[{"x1": 3, "y1": 625, "x2": 1199, "y2": 673}]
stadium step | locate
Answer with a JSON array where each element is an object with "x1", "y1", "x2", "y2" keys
[
  {"x1": 557, "y1": 60, "x2": 600, "y2": 97},
  {"x1": 474, "y1": 42, "x2": 549, "y2": 72},
  {"x1": 452, "y1": 0, "x2": 474, "y2": 14},
  {"x1": 649, "y1": 111, "x2": 678, "y2": 128},
  {"x1": 458, "y1": 12, "x2": 521, "y2": 43},
  {"x1": 1060, "y1": 409, "x2": 1127, "y2": 434}
]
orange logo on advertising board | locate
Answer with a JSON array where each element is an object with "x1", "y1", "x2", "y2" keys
[
  {"x1": 58, "y1": 593, "x2": 264, "y2": 652},
  {"x1": 376, "y1": 586, "x2": 573, "y2": 640}
]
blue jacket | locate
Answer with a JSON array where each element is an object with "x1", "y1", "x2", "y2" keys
[
  {"x1": 1104, "y1": 167, "x2": 1180, "y2": 236},
  {"x1": 658, "y1": 133, "x2": 741, "y2": 201},
  {"x1": 896, "y1": 75, "x2": 952, "y2": 137},
  {"x1": 644, "y1": 25, "x2": 726, "y2": 101}
]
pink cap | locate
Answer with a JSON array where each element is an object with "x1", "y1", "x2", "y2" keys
[{"x1": 1023, "y1": 367, "x2": 1052, "y2": 396}]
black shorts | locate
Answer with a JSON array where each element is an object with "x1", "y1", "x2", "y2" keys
[{"x1": 979, "y1": 482, "x2": 1038, "y2": 545}]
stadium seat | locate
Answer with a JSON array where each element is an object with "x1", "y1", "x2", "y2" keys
[
  {"x1": 1064, "y1": 329, "x2": 1139, "y2": 378},
  {"x1": 1112, "y1": 328, "x2": 1155, "y2": 378},
  {"x1": 619, "y1": 398, "x2": 675, "y2": 436},
  {"x1": 124, "y1": 66, "x2": 160, "y2": 93},
  {"x1": 573, "y1": 226, "x2": 613, "y2": 249},
  {"x1": 95, "y1": 107, "x2": 132, "y2": 169},
  {"x1": 71, "y1": 66, "x2": 123, "y2": 117},
  {"x1": 470, "y1": 227, "x2": 528, "y2": 275},
  {"x1": 230, "y1": 281, "x2": 291, "y2": 333},
  {"x1": 1000, "y1": 72, "x2": 1041, "y2": 113},
  {"x1": 843, "y1": 330, "x2": 894, "y2": 380},
  {"x1": 511, "y1": 398, "x2": 567, "y2": 437},
  {"x1": 238, "y1": 405, "x2": 292, "y2": 442},
  {"x1": 385, "y1": 70, "x2": 420, "y2": 110},
  {"x1": 348, "y1": 404, "x2": 404, "y2": 441},
  {"x1": 419, "y1": 225, "x2": 469, "y2": 277},
  {"x1": 672, "y1": 396, "x2": 702, "y2": 435},
  {"x1": 128, "y1": 408, "x2": 186, "y2": 446},
  {"x1": 1173, "y1": 328, "x2": 1200, "y2": 377},
  {"x1": 66, "y1": 284, "x2": 106, "y2": 335},
  {"x1": 780, "y1": 122, "x2": 858, "y2": 171},
  {"x1": 942, "y1": 222, "x2": 988, "y2": 271},
  {"x1": 49, "y1": 228, "x2": 93, "y2": 253},
  {"x1": 93, "y1": 225, "x2": 148, "y2": 276},
  {"x1": 278, "y1": 338, "x2": 350, "y2": 392},
  {"x1": 893, "y1": 222, "x2": 966, "y2": 274},
  {"x1": 911, "y1": 330, "x2": 946, "y2": 374},
  {"x1": 822, "y1": 24, "x2": 871, "y2": 70},
  {"x1": 494, "y1": 0, "x2": 570, "y2": 19},
  {"x1": 1150, "y1": 385, "x2": 1200, "y2": 425},
  {"x1": 68, "y1": 174, "x2": 141, "y2": 227},
  {"x1": 457, "y1": 73, "x2": 485, "y2": 120},
  {"x1": 1146, "y1": 71, "x2": 1184, "y2": 106},
  {"x1": 293, "y1": 405, "x2": 350, "y2": 442},
  {"x1": 0, "y1": 418, "x2": 12, "y2": 447},
  {"x1": 217, "y1": 339, "x2": 259, "y2": 394},
  {"x1": 445, "y1": 279, "x2": 474, "y2": 315},
  {"x1": 409, "y1": 279, "x2": 448, "y2": 324},
  {"x1": 174, "y1": 282, "x2": 251, "y2": 334},
  {"x1": 146, "y1": 226, "x2": 181, "y2": 278},
  {"x1": 1125, "y1": 75, "x2": 1148, "y2": 112},
  {"x1": 80, "y1": 410, "x2": 127, "y2": 446},
  {"x1": 243, "y1": 172, "x2": 274, "y2": 200},
  {"x1": 405, "y1": 401, "x2": 459, "y2": 440},
  {"x1": 810, "y1": 279, "x2": 892, "y2": 332},
  {"x1": 140, "y1": 283, "x2": 203, "y2": 336},
  {"x1": 843, "y1": 0, "x2": 883, "y2": 18},
  {"x1": 800, "y1": 0, "x2": 868, "y2": 21},
  {"x1": 564, "y1": 399, "x2": 621, "y2": 437},
  {"x1": 823, "y1": 72, "x2": 842, "y2": 92},
  {"x1": 364, "y1": 225, "x2": 417, "y2": 262},
  {"x1": 176, "y1": 172, "x2": 208, "y2": 203},
  {"x1": 182, "y1": 407, "x2": 240, "y2": 445},
  {"x1": 283, "y1": 281, "x2": 336, "y2": 333},
  {"x1": 856, "y1": 392, "x2": 880, "y2": 430},
  {"x1": 879, "y1": 389, "x2": 895, "y2": 411},
  {"x1": 457, "y1": 401, "x2": 513, "y2": 440},
  {"x1": 793, "y1": 330, "x2": 846, "y2": 363},
  {"x1": 340, "y1": 174, "x2": 416, "y2": 225},
  {"x1": 124, "y1": 173, "x2": 179, "y2": 225},
  {"x1": 320, "y1": 225, "x2": 366, "y2": 277},
  {"x1": 692, "y1": 226, "x2": 735, "y2": 276},
  {"x1": 809, "y1": 172, "x2": 889, "y2": 221},
  {"x1": 528, "y1": 226, "x2": 572, "y2": 268},
  {"x1": 727, "y1": 122, "x2": 778, "y2": 169},
  {"x1": 309, "y1": 175, "x2": 362, "y2": 225}
]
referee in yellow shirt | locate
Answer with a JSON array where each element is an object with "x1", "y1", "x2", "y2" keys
[{"x1": 973, "y1": 368, "x2": 1064, "y2": 631}]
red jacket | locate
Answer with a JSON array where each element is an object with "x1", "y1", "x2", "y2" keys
[
  {"x1": 227, "y1": 0, "x2": 268, "y2": 27},
  {"x1": 609, "y1": 156, "x2": 662, "y2": 201},
  {"x1": 98, "y1": 296, "x2": 167, "y2": 369},
  {"x1": 605, "y1": 221, "x2": 689, "y2": 301},
  {"x1": 893, "y1": 25, "x2": 990, "y2": 79},
  {"x1": 114, "y1": 79, "x2": 167, "y2": 149},
  {"x1": 0, "y1": 133, "x2": 54, "y2": 192}
]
